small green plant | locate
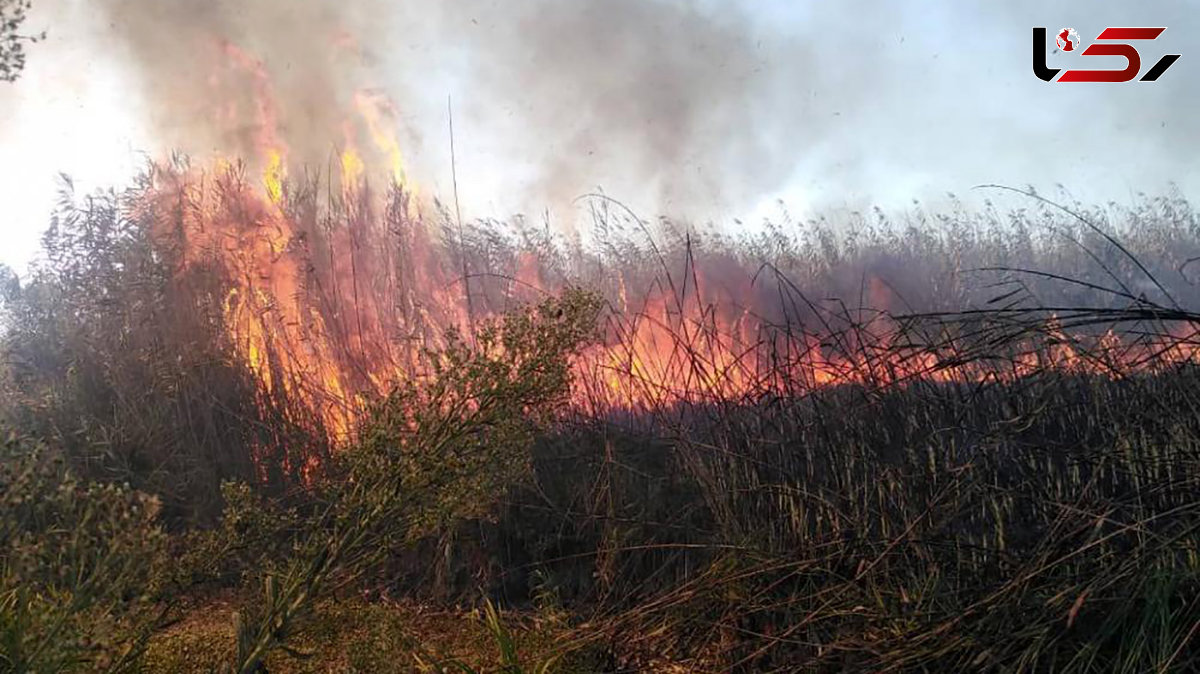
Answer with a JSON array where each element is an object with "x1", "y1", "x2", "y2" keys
[
  {"x1": 478, "y1": 599, "x2": 559, "y2": 674},
  {"x1": 417, "y1": 599, "x2": 559, "y2": 674}
]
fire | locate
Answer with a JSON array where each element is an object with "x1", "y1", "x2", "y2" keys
[
  {"x1": 263, "y1": 150, "x2": 286, "y2": 204},
  {"x1": 341, "y1": 147, "x2": 366, "y2": 189},
  {"x1": 142, "y1": 41, "x2": 1200, "y2": 445},
  {"x1": 354, "y1": 91, "x2": 410, "y2": 189}
]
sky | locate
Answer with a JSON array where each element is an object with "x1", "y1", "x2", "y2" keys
[{"x1": 0, "y1": 0, "x2": 1196, "y2": 274}]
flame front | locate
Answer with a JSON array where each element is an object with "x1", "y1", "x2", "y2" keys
[{"x1": 142, "y1": 43, "x2": 1200, "y2": 447}]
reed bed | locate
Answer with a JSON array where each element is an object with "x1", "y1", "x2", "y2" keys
[{"x1": 3, "y1": 169, "x2": 1200, "y2": 671}]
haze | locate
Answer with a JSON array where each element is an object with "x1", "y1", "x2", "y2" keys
[{"x1": 0, "y1": 0, "x2": 1195, "y2": 273}]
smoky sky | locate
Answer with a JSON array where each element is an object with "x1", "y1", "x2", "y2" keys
[
  {"x1": 90, "y1": 0, "x2": 382, "y2": 163},
  {"x1": 7, "y1": 0, "x2": 1200, "y2": 258},
  {"x1": 86, "y1": 0, "x2": 823, "y2": 218}
]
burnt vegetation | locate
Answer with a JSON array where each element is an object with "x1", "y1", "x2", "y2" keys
[{"x1": 3, "y1": 168, "x2": 1200, "y2": 672}]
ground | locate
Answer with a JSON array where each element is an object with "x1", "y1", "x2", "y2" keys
[{"x1": 140, "y1": 593, "x2": 587, "y2": 673}]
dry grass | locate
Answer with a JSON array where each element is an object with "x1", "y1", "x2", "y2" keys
[{"x1": 142, "y1": 594, "x2": 582, "y2": 673}]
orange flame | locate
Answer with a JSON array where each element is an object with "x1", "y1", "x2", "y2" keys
[{"x1": 147, "y1": 42, "x2": 1200, "y2": 448}]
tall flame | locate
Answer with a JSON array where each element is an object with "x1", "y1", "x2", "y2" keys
[{"x1": 144, "y1": 42, "x2": 1200, "y2": 445}]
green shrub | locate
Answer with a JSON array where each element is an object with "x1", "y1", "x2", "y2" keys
[
  {"x1": 0, "y1": 432, "x2": 167, "y2": 672},
  {"x1": 173, "y1": 481, "x2": 302, "y2": 590},
  {"x1": 227, "y1": 289, "x2": 601, "y2": 673}
]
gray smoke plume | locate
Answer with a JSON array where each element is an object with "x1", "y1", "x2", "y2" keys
[
  {"x1": 91, "y1": 0, "x2": 384, "y2": 166},
  {"x1": 397, "y1": 0, "x2": 820, "y2": 219},
  {"x1": 79, "y1": 0, "x2": 1200, "y2": 222},
  {"x1": 86, "y1": 0, "x2": 832, "y2": 220}
]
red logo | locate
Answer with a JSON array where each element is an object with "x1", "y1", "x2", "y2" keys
[
  {"x1": 1056, "y1": 28, "x2": 1080, "y2": 52},
  {"x1": 1033, "y1": 26, "x2": 1181, "y2": 82}
]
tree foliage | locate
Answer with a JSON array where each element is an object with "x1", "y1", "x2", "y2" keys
[{"x1": 1, "y1": 0, "x2": 40, "y2": 83}]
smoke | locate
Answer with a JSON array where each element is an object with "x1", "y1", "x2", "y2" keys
[
  {"x1": 88, "y1": 0, "x2": 835, "y2": 220},
  {"x1": 81, "y1": 0, "x2": 1200, "y2": 223},
  {"x1": 402, "y1": 1, "x2": 821, "y2": 219},
  {"x1": 92, "y1": 0, "x2": 383, "y2": 166}
]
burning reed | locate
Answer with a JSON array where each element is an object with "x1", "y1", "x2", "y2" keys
[{"x1": 3, "y1": 168, "x2": 1200, "y2": 670}]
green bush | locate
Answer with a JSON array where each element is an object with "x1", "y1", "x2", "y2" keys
[
  {"x1": 226, "y1": 289, "x2": 601, "y2": 673},
  {"x1": 172, "y1": 481, "x2": 302, "y2": 590},
  {"x1": 0, "y1": 432, "x2": 167, "y2": 673},
  {"x1": 349, "y1": 287, "x2": 602, "y2": 540}
]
